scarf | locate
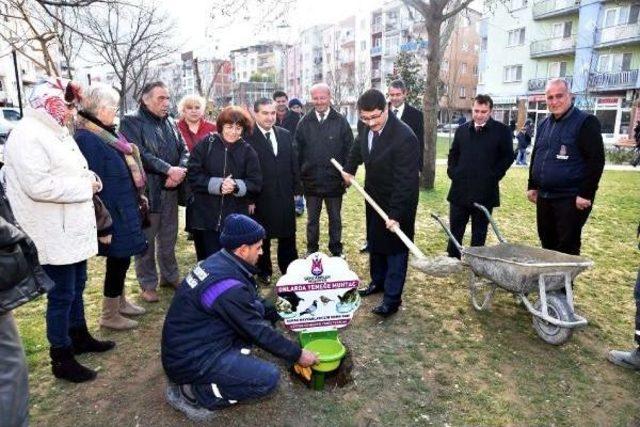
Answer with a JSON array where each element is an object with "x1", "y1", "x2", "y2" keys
[{"x1": 78, "y1": 117, "x2": 146, "y2": 191}]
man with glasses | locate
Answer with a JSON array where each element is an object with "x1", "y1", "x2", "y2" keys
[
  {"x1": 120, "y1": 81, "x2": 189, "y2": 302},
  {"x1": 445, "y1": 94, "x2": 514, "y2": 259},
  {"x1": 527, "y1": 78, "x2": 605, "y2": 258},
  {"x1": 295, "y1": 83, "x2": 353, "y2": 258},
  {"x1": 342, "y1": 89, "x2": 419, "y2": 317}
]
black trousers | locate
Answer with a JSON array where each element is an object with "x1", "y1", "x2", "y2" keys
[
  {"x1": 193, "y1": 230, "x2": 222, "y2": 262},
  {"x1": 447, "y1": 203, "x2": 492, "y2": 259},
  {"x1": 257, "y1": 236, "x2": 298, "y2": 277},
  {"x1": 305, "y1": 195, "x2": 343, "y2": 255},
  {"x1": 536, "y1": 197, "x2": 592, "y2": 256},
  {"x1": 104, "y1": 256, "x2": 132, "y2": 298}
]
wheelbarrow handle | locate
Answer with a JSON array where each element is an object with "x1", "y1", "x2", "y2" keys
[
  {"x1": 429, "y1": 213, "x2": 463, "y2": 253},
  {"x1": 472, "y1": 203, "x2": 507, "y2": 243},
  {"x1": 330, "y1": 158, "x2": 425, "y2": 259}
]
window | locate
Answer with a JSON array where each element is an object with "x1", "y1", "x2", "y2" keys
[
  {"x1": 548, "y1": 61, "x2": 567, "y2": 77},
  {"x1": 473, "y1": 65, "x2": 478, "y2": 75},
  {"x1": 462, "y1": 42, "x2": 469, "y2": 52},
  {"x1": 503, "y1": 64, "x2": 523, "y2": 82},
  {"x1": 360, "y1": 41, "x2": 366, "y2": 51},
  {"x1": 510, "y1": 0, "x2": 527, "y2": 10},
  {"x1": 604, "y1": 7, "x2": 619, "y2": 27},
  {"x1": 459, "y1": 86, "x2": 466, "y2": 98},
  {"x1": 461, "y1": 62, "x2": 468, "y2": 74},
  {"x1": 507, "y1": 28, "x2": 526, "y2": 46},
  {"x1": 597, "y1": 52, "x2": 632, "y2": 72},
  {"x1": 481, "y1": 36, "x2": 488, "y2": 51},
  {"x1": 552, "y1": 21, "x2": 572, "y2": 38}
]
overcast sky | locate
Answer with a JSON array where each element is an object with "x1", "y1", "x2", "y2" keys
[{"x1": 164, "y1": 0, "x2": 385, "y2": 58}]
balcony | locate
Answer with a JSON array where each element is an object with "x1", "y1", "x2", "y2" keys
[
  {"x1": 527, "y1": 76, "x2": 573, "y2": 92},
  {"x1": 400, "y1": 40, "x2": 428, "y2": 52},
  {"x1": 370, "y1": 45, "x2": 382, "y2": 56},
  {"x1": 532, "y1": 0, "x2": 580, "y2": 19},
  {"x1": 372, "y1": 22, "x2": 383, "y2": 34},
  {"x1": 313, "y1": 57, "x2": 322, "y2": 65},
  {"x1": 371, "y1": 69, "x2": 381, "y2": 80},
  {"x1": 595, "y1": 22, "x2": 640, "y2": 48},
  {"x1": 384, "y1": 46, "x2": 399, "y2": 57},
  {"x1": 530, "y1": 34, "x2": 576, "y2": 58},
  {"x1": 313, "y1": 73, "x2": 323, "y2": 82},
  {"x1": 588, "y1": 69, "x2": 638, "y2": 90}
]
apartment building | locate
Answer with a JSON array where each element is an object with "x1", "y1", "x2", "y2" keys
[{"x1": 478, "y1": 0, "x2": 640, "y2": 142}]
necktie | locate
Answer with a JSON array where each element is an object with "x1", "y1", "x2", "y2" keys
[
  {"x1": 265, "y1": 131, "x2": 276, "y2": 155},
  {"x1": 371, "y1": 131, "x2": 380, "y2": 152},
  {"x1": 318, "y1": 112, "x2": 325, "y2": 124},
  {"x1": 393, "y1": 108, "x2": 399, "y2": 116},
  {"x1": 475, "y1": 125, "x2": 482, "y2": 132}
]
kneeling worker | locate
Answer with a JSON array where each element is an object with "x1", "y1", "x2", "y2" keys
[{"x1": 161, "y1": 214, "x2": 318, "y2": 421}]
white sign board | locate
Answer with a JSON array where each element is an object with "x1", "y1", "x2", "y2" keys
[{"x1": 275, "y1": 252, "x2": 361, "y2": 332}]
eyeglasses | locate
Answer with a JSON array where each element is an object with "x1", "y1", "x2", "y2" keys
[{"x1": 359, "y1": 112, "x2": 384, "y2": 123}]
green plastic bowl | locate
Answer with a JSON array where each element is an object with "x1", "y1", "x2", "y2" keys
[{"x1": 304, "y1": 338, "x2": 346, "y2": 372}]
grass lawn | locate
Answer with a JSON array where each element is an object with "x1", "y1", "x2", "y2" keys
[{"x1": 14, "y1": 165, "x2": 640, "y2": 426}]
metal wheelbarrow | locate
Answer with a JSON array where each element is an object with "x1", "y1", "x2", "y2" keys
[{"x1": 431, "y1": 203, "x2": 592, "y2": 345}]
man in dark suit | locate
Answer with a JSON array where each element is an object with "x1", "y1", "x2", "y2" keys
[
  {"x1": 246, "y1": 98, "x2": 300, "y2": 284},
  {"x1": 388, "y1": 79, "x2": 424, "y2": 171},
  {"x1": 342, "y1": 89, "x2": 419, "y2": 317},
  {"x1": 446, "y1": 94, "x2": 514, "y2": 259}
]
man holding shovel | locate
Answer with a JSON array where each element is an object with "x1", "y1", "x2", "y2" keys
[{"x1": 341, "y1": 89, "x2": 420, "y2": 317}]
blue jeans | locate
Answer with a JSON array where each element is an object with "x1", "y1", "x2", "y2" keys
[
  {"x1": 42, "y1": 261, "x2": 88, "y2": 348},
  {"x1": 191, "y1": 348, "x2": 280, "y2": 410},
  {"x1": 516, "y1": 148, "x2": 527, "y2": 165},
  {"x1": 294, "y1": 195, "x2": 305, "y2": 215},
  {"x1": 370, "y1": 251, "x2": 409, "y2": 307}
]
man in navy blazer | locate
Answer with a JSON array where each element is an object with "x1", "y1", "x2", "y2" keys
[
  {"x1": 246, "y1": 98, "x2": 301, "y2": 284},
  {"x1": 388, "y1": 79, "x2": 424, "y2": 172},
  {"x1": 342, "y1": 89, "x2": 420, "y2": 317}
]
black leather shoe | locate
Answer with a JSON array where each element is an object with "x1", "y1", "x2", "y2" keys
[
  {"x1": 358, "y1": 283, "x2": 383, "y2": 297},
  {"x1": 372, "y1": 304, "x2": 398, "y2": 317}
]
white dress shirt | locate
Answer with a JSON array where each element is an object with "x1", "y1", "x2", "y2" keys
[{"x1": 257, "y1": 124, "x2": 278, "y2": 156}]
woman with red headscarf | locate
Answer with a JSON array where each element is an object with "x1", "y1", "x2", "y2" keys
[{"x1": 3, "y1": 78, "x2": 114, "y2": 383}]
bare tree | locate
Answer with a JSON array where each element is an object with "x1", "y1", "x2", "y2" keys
[
  {"x1": 81, "y1": 1, "x2": 176, "y2": 113},
  {"x1": 402, "y1": 0, "x2": 475, "y2": 189}
]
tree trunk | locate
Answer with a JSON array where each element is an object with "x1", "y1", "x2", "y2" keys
[{"x1": 421, "y1": 16, "x2": 443, "y2": 190}]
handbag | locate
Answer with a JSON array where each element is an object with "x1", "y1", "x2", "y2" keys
[{"x1": 93, "y1": 194, "x2": 113, "y2": 235}]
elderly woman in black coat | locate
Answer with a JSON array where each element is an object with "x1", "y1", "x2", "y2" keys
[
  {"x1": 76, "y1": 83, "x2": 149, "y2": 331},
  {"x1": 186, "y1": 106, "x2": 262, "y2": 260}
]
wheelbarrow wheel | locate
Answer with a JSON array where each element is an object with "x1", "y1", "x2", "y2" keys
[
  {"x1": 532, "y1": 293, "x2": 573, "y2": 345},
  {"x1": 469, "y1": 272, "x2": 497, "y2": 311}
]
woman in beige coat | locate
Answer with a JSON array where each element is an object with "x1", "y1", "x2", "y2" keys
[{"x1": 3, "y1": 78, "x2": 113, "y2": 383}]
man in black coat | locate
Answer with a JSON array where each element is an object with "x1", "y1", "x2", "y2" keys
[
  {"x1": 296, "y1": 83, "x2": 354, "y2": 257},
  {"x1": 343, "y1": 89, "x2": 419, "y2": 317},
  {"x1": 120, "y1": 81, "x2": 189, "y2": 300},
  {"x1": 246, "y1": 98, "x2": 301, "y2": 283},
  {"x1": 273, "y1": 90, "x2": 301, "y2": 136},
  {"x1": 446, "y1": 94, "x2": 514, "y2": 259},
  {"x1": 388, "y1": 79, "x2": 424, "y2": 171}
]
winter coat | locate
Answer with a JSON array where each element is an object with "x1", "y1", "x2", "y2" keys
[
  {"x1": 120, "y1": 105, "x2": 189, "y2": 213},
  {"x1": 395, "y1": 103, "x2": 424, "y2": 171},
  {"x1": 0, "y1": 184, "x2": 54, "y2": 315},
  {"x1": 75, "y1": 123, "x2": 148, "y2": 258},
  {"x1": 177, "y1": 118, "x2": 217, "y2": 152},
  {"x1": 246, "y1": 125, "x2": 301, "y2": 238},
  {"x1": 344, "y1": 112, "x2": 419, "y2": 255},
  {"x1": 3, "y1": 108, "x2": 97, "y2": 265},
  {"x1": 295, "y1": 107, "x2": 353, "y2": 197},
  {"x1": 162, "y1": 249, "x2": 301, "y2": 385},
  {"x1": 277, "y1": 110, "x2": 301, "y2": 136},
  {"x1": 186, "y1": 133, "x2": 262, "y2": 232},
  {"x1": 447, "y1": 118, "x2": 514, "y2": 208}
]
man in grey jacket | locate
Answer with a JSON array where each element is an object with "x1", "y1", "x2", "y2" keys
[{"x1": 120, "y1": 82, "x2": 189, "y2": 302}]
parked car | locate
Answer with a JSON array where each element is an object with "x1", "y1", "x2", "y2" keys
[
  {"x1": 438, "y1": 122, "x2": 460, "y2": 132},
  {"x1": 0, "y1": 107, "x2": 21, "y2": 164}
]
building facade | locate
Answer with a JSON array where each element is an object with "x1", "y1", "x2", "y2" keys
[{"x1": 478, "y1": 0, "x2": 640, "y2": 142}]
